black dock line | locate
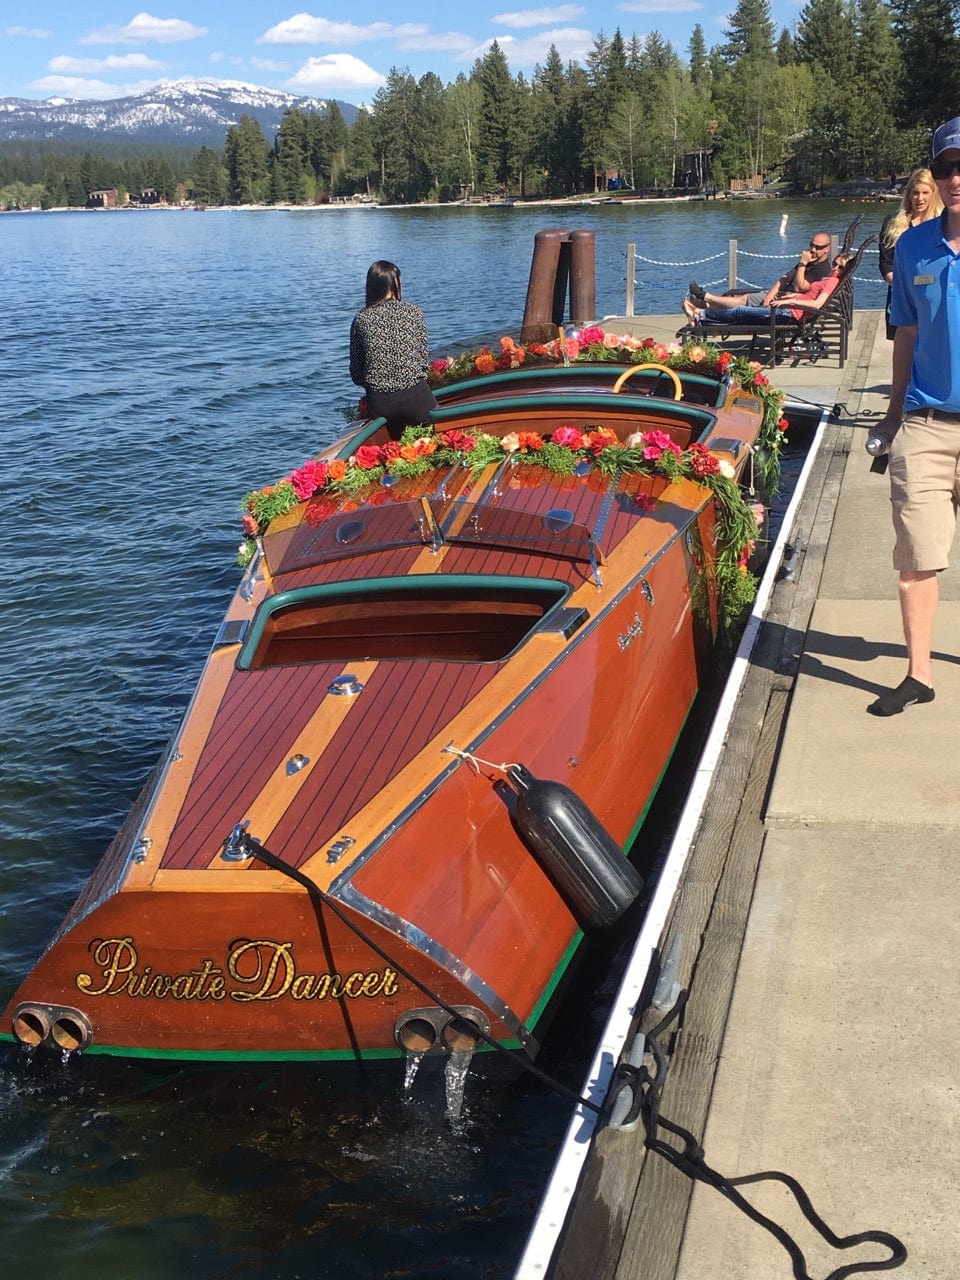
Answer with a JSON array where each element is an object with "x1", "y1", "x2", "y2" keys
[{"x1": 610, "y1": 993, "x2": 907, "y2": 1279}]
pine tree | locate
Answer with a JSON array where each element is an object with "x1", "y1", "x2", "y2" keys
[
  {"x1": 191, "y1": 145, "x2": 225, "y2": 205},
  {"x1": 688, "y1": 25, "x2": 710, "y2": 90},
  {"x1": 475, "y1": 42, "x2": 517, "y2": 192},
  {"x1": 225, "y1": 115, "x2": 270, "y2": 204},
  {"x1": 891, "y1": 0, "x2": 960, "y2": 127}
]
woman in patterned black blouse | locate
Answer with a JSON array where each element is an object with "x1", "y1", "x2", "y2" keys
[{"x1": 349, "y1": 260, "x2": 438, "y2": 432}]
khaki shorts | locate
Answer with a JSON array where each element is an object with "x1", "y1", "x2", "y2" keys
[{"x1": 889, "y1": 409, "x2": 960, "y2": 571}]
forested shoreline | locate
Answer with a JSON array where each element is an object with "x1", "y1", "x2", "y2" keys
[{"x1": 0, "y1": 0, "x2": 954, "y2": 212}]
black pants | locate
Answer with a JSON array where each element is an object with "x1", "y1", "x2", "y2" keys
[{"x1": 366, "y1": 380, "x2": 438, "y2": 432}]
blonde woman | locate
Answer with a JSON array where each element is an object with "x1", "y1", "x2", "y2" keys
[{"x1": 879, "y1": 169, "x2": 943, "y2": 338}]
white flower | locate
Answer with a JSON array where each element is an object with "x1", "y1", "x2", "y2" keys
[{"x1": 718, "y1": 459, "x2": 736, "y2": 479}]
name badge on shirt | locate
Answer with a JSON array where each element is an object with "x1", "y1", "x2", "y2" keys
[{"x1": 914, "y1": 274, "x2": 935, "y2": 285}]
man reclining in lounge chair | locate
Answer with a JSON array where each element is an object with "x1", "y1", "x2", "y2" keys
[
  {"x1": 687, "y1": 231, "x2": 834, "y2": 309},
  {"x1": 681, "y1": 251, "x2": 853, "y2": 330}
]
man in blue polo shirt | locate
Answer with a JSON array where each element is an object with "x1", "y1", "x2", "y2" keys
[{"x1": 868, "y1": 116, "x2": 960, "y2": 715}]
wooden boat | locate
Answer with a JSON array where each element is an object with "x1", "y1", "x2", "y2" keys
[{"x1": 2, "y1": 328, "x2": 779, "y2": 1065}]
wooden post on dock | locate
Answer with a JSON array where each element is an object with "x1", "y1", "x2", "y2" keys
[
  {"x1": 625, "y1": 244, "x2": 636, "y2": 317},
  {"x1": 728, "y1": 238, "x2": 738, "y2": 291},
  {"x1": 521, "y1": 228, "x2": 596, "y2": 343}
]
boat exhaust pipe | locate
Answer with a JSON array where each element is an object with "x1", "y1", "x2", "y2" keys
[
  {"x1": 11, "y1": 1003, "x2": 94, "y2": 1054},
  {"x1": 396, "y1": 1016, "x2": 440, "y2": 1054},
  {"x1": 12, "y1": 1004, "x2": 52, "y2": 1048},
  {"x1": 395, "y1": 1007, "x2": 490, "y2": 1056}
]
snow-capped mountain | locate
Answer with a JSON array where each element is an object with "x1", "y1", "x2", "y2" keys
[{"x1": 0, "y1": 78, "x2": 359, "y2": 146}]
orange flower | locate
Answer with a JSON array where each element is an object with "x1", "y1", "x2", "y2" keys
[
  {"x1": 516, "y1": 431, "x2": 544, "y2": 451},
  {"x1": 399, "y1": 437, "x2": 437, "y2": 462},
  {"x1": 327, "y1": 459, "x2": 347, "y2": 481},
  {"x1": 475, "y1": 351, "x2": 497, "y2": 375}
]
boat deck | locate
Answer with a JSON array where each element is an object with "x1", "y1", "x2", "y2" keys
[{"x1": 541, "y1": 311, "x2": 960, "y2": 1279}]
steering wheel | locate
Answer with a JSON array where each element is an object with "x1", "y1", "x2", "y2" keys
[{"x1": 612, "y1": 362, "x2": 683, "y2": 401}]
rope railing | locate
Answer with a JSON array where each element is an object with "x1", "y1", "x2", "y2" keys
[{"x1": 626, "y1": 241, "x2": 878, "y2": 306}]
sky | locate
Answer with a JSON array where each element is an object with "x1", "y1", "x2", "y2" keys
[{"x1": 0, "y1": 4, "x2": 806, "y2": 107}]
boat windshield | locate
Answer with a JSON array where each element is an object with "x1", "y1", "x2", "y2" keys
[{"x1": 261, "y1": 490, "x2": 601, "y2": 577}]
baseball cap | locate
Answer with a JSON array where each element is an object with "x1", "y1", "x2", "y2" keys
[{"x1": 932, "y1": 116, "x2": 960, "y2": 158}]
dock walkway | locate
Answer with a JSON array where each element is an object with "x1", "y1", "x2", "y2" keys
[{"x1": 548, "y1": 311, "x2": 960, "y2": 1279}]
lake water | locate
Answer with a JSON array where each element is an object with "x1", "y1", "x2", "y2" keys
[{"x1": 0, "y1": 199, "x2": 880, "y2": 1277}]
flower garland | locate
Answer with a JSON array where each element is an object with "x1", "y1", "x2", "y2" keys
[
  {"x1": 428, "y1": 328, "x2": 788, "y2": 499},
  {"x1": 239, "y1": 415, "x2": 764, "y2": 633}
]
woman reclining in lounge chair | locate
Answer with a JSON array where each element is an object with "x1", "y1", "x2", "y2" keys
[{"x1": 681, "y1": 252, "x2": 854, "y2": 329}]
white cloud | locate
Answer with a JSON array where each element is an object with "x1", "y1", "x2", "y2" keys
[
  {"x1": 492, "y1": 7, "x2": 585, "y2": 29},
  {"x1": 251, "y1": 56, "x2": 290, "y2": 72},
  {"x1": 490, "y1": 26, "x2": 594, "y2": 67},
  {"x1": 28, "y1": 75, "x2": 157, "y2": 99},
  {"x1": 287, "y1": 53, "x2": 386, "y2": 93},
  {"x1": 4, "y1": 26, "x2": 52, "y2": 38},
  {"x1": 393, "y1": 31, "x2": 478, "y2": 56},
  {"x1": 260, "y1": 16, "x2": 427, "y2": 46},
  {"x1": 49, "y1": 54, "x2": 167, "y2": 73},
  {"x1": 617, "y1": 0, "x2": 702, "y2": 11},
  {"x1": 79, "y1": 12, "x2": 207, "y2": 46}
]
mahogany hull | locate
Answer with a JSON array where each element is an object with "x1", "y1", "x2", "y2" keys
[{"x1": 3, "y1": 366, "x2": 763, "y2": 1063}]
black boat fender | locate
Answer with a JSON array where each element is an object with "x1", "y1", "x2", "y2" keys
[{"x1": 507, "y1": 763, "x2": 642, "y2": 930}]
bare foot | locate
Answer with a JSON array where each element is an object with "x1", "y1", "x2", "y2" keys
[{"x1": 681, "y1": 297, "x2": 698, "y2": 323}]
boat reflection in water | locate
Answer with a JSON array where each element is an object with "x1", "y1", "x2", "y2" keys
[{"x1": 3, "y1": 321, "x2": 776, "y2": 1090}]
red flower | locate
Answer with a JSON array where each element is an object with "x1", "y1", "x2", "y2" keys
[
  {"x1": 354, "y1": 443, "x2": 384, "y2": 469},
  {"x1": 633, "y1": 493, "x2": 657, "y2": 512},
  {"x1": 439, "y1": 429, "x2": 477, "y2": 452},
  {"x1": 585, "y1": 427, "x2": 619, "y2": 455},
  {"x1": 716, "y1": 351, "x2": 732, "y2": 373},
  {"x1": 579, "y1": 325, "x2": 606, "y2": 346},
  {"x1": 383, "y1": 440, "x2": 403, "y2": 461},
  {"x1": 753, "y1": 373, "x2": 769, "y2": 388},
  {"x1": 686, "y1": 442, "x2": 721, "y2": 476},
  {"x1": 777, "y1": 416, "x2": 789, "y2": 432},
  {"x1": 241, "y1": 513, "x2": 259, "y2": 536}
]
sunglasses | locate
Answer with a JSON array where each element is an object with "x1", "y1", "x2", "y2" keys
[
  {"x1": 931, "y1": 160, "x2": 960, "y2": 179},
  {"x1": 810, "y1": 241, "x2": 830, "y2": 250}
]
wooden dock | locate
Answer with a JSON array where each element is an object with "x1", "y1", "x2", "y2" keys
[{"x1": 532, "y1": 310, "x2": 960, "y2": 1279}]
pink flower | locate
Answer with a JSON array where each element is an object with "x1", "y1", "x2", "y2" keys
[
  {"x1": 633, "y1": 493, "x2": 657, "y2": 512},
  {"x1": 430, "y1": 357, "x2": 453, "y2": 374},
  {"x1": 552, "y1": 425, "x2": 585, "y2": 449},
  {"x1": 241, "y1": 513, "x2": 258, "y2": 536},
  {"x1": 641, "y1": 429, "x2": 682, "y2": 461},
  {"x1": 290, "y1": 459, "x2": 328, "y2": 500},
  {"x1": 686, "y1": 345, "x2": 706, "y2": 364},
  {"x1": 749, "y1": 502, "x2": 766, "y2": 528},
  {"x1": 501, "y1": 432, "x2": 521, "y2": 453},
  {"x1": 579, "y1": 325, "x2": 606, "y2": 346}
]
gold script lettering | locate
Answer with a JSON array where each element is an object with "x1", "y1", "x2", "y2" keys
[{"x1": 74, "y1": 937, "x2": 401, "y2": 1004}]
